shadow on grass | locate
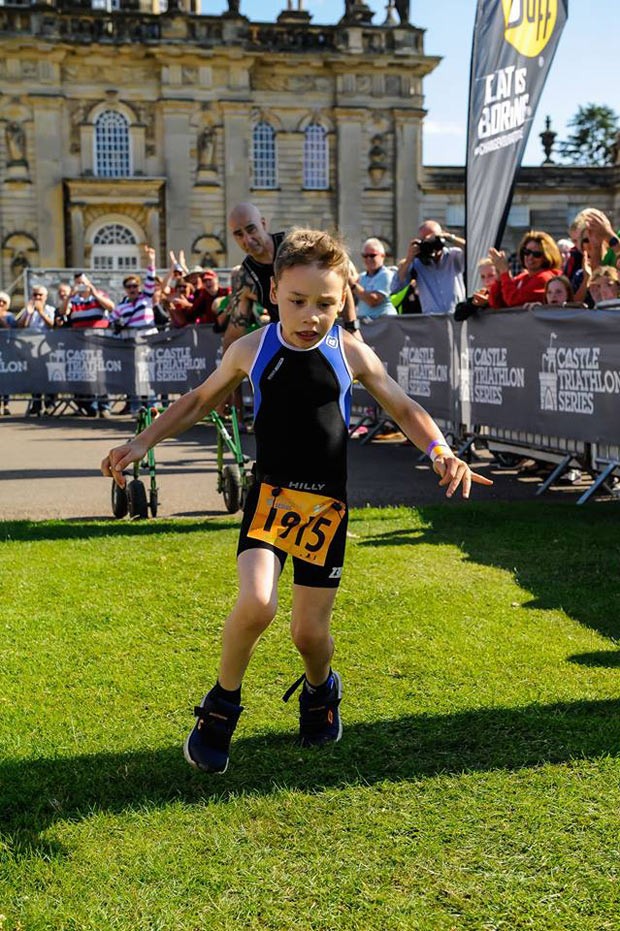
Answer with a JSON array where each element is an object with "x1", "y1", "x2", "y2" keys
[
  {"x1": 356, "y1": 502, "x2": 620, "y2": 642},
  {"x1": 0, "y1": 517, "x2": 237, "y2": 543},
  {"x1": 2, "y1": 697, "x2": 620, "y2": 857},
  {"x1": 568, "y1": 651, "x2": 620, "y2": 668}
]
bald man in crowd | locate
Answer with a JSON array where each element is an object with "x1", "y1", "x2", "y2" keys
[
  {"x1": 391, "y1": 219, "x2": 466, "y2": 315},
  {"x1": 227, "y1": 202, "x2": 361, "y2": 337}
]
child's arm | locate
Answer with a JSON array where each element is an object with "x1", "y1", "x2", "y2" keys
[
  {"x1": 344, "y1": 334, "x2": 493, "y2": 499},
  {"x1": 101, "y1": 330, "x2": 259, "y2": 486}
]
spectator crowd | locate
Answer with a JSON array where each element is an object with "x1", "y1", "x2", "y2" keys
[{"x1": 0, "y1": 203, "x2": 618, "y2": 421}]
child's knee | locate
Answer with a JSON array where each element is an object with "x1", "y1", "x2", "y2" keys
[
  {"x1": 291, "y1": 622, "x2": 330, "y2": 656},
  {"x1": 235, "y1": 592, "x2": 277, "y2": 632}
]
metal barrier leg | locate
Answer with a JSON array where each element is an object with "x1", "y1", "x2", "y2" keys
[
  {"x1": 456, "y1": 436, "x2": 479, "y2": 461},
  {"x1": 360, "y1": 418, "x2": 391, "y2": 446},
  {"x1": 577, "y1": 461, "x2": 620, "y2": 505},
  {"x1": 535, "y1": 454, "x2": 572, "y2": 496}
]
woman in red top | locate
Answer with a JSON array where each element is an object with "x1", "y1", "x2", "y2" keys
[{"x1": 487, "y1": 231, "x2": 561, "y2": 308}]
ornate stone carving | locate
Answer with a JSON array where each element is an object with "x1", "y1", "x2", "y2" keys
[
  {"x1": 6, "y1": 122, "x2": 27, "y2": 165},
  {"x1": 368, "y1": 133, "x2": 388, "y2": 186},
  {"x1": 197, "y1": 125, "x2": 216, "y2": 171},
  {"x1": 68, "y1": 100, "x2": 86, "y2": 154},
  {"x1": 195, "y1": 122, "x2": 220, "y2": 186},
  {"x1": 4, "y1": 121, "x2": 30, "y2": 181}
]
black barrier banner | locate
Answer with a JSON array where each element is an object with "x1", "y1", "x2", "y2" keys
[
  {"x1": 349, "y1": 317, "x2": 457, "y2": 424},
  {"x1": 460, "y1": 308, "x2": 620, "y2": 445},
  {"x1": 2, "y1": 314, "x2": 618, "y2": 446},
  {"x1": 0, "y1": 327, "x2": 221, "y2": 395},
  {"x1": 465, "y1": 0, "x2": 568, "y2": 288}
]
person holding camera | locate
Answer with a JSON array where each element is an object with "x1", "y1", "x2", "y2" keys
[
  {"x1": 65, "y1": 272, "x2": 114, "y2": 417},
  {"x1": 390, "y1": 220, "x2": 466, "y2": 315},
  {"x1": 16, "y1": 285, "x2": 58, "y2": 416},
  {"x1": 67, "y1": 272, "x2": 114, "y2": 328},
  {"x1": 109, "y1": 246, "x2": 157, "y2": 338}
]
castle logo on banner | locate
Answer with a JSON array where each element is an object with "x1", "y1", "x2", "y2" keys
[
  {"x1": 460, "y1": 335, "x2": 525, "y2": 405},
  {"x1": 45, "y1": 345, "x2": 121, "y2": 382},
  {"x1": 539, "y1": 333, "x2": 620, "y2": 416},
  {"x1": 396, "y1": 337, "x2": 448, "y2": 398}
]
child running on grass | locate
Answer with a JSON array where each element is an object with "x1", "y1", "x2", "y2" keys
[{"x1": 101, "y1": 229, "x2": 492, "y2": 774}]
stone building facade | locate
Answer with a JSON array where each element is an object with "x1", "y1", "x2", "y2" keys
[
  {"x1": 421, "y1": 162, "x2": 620, "y2": 259},
  {"x1": 0, "y1": 1, "x2": 618, "y2": 291},
  {"x1": 0, "y1": 0, "x2": 438, "y2": 287}
]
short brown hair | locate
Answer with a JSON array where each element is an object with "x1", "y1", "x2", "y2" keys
[
  {"x1": 589, "y1": 266, "x2": 619, "y2": 286},
  {"x1": 545, "y1": 275, "x2": 574, "y2": 301},
  {"x1": 274, "y1": 228, "x2": 350, "y2": 285},
  {"x1": 518, "y1": 230, "x2": 562, "y2": 271},
  {"x1": 123, "y1": 275, "x2": 141, "y2": 288}
]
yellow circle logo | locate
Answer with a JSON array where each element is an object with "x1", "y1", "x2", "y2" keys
[{"x1": 502, "y1": 0, "x2": 558, "y2": 57}]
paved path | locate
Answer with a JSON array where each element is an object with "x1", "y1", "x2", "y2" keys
[{"x1": 0, "y1": 404, "x2": 609, "y2": 521}]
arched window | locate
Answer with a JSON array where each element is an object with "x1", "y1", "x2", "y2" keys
[
  {"x1": 94, "y1": 111, "x2": 131, "y2": 178},
  {"x1": 303, "y1": 124, "x2": 329, "y2": 190},
  {"x1": 252, "y1": 121, "x2": 277, "y2": 189},
  {"x1": 91, "y1": 223, "x2": 140, "y2": 271}
]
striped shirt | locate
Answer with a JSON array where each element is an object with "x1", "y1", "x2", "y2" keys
[
  {"x1": 109, "y1": 267, "x2": 156, "y2": 330},
  {"x1": 68, "y1": 292, "x2": 110, "y2": 328}
]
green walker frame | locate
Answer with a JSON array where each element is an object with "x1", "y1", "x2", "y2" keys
[
  {"x1": 111, "y1": 405, "x2": 159, "y2": 520},
  {"x1": 208, "y1": 406, "x2": 255, "y2": 513}
]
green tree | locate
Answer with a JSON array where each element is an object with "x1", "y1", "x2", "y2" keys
[{"x1": 557, "y1": 104, "x2": 619, "y2": 166}]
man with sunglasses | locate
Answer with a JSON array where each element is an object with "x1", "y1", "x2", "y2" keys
[
  {"x1": 349, "y1": 238, "x2": 396, "y2": 320},
  {"x1": 109, "y1": 245, "x2": 157, "y2": 337}
]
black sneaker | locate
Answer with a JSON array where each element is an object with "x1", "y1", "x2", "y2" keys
[
  {"x1": 283, "y1": 671, "x2": 343, "y2": 747},
  {"x1": 183, "y1": 694, "x2": 243, "y2": 774}
]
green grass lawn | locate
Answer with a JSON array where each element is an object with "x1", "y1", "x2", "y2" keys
[{"x1": 1, "y1": 503, "x2": 619, "y2": 930}]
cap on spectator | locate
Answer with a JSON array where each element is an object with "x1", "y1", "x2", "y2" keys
[
  {"x1": 185, "y1": 265, "x2": 204, "y2": 278},
  {"x1": 202, "y1": 269, "x2": 218, "y2": 280}
]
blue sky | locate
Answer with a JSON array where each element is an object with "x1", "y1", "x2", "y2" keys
[{"x1": 206, "y1": 0, "x2": 618, "y2": 166}]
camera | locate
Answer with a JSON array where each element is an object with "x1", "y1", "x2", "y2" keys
[{"x1": 418, "y1": 236, "x2": 446, "y2": 264}]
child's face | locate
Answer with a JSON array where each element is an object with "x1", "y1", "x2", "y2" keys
[
  {"x1": 478, "y1": 264, "x2": 497, "y2": 288},
  {"x1": 272, "y1": 263, "x2": 346, "y2": 349},
  {"x1": 545, "y1": 279, "x2": 568, "y2": 305}
]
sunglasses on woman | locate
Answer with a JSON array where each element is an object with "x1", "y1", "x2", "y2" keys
[{"x1": 522, "y1": 248, "x2": 544, "y2": 258}]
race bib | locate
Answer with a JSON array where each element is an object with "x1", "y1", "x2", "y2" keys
[{"x1": 247, "y1": 483, "x2": 346, "y2": 566}]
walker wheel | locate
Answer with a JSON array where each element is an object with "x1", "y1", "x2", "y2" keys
[
  {"x1": 222, "y1": 464, "x2": 242, "y2": 513},
  {"x1": 111, "y1": 481, "x2": 129, "y2": 519},
  {"x1": 127, "y1": 479, "x2": 149, "y2": 520}
]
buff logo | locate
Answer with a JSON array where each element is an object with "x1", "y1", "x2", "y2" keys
[{"x1": 502, "y1": 0, "x2": 558, "y2": 58}]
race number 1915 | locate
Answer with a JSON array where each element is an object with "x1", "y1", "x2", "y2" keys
[{"x1": 247, "y1": 483, "x2": 346, "y2": 566}]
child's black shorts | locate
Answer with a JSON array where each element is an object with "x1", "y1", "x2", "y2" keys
[{"x1": 237, "y1": 481, "x2": 348, "y2": 589}]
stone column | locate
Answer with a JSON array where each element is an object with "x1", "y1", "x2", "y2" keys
[
  {"x1": 69, "y1": 205, "x2": 85, "y2": 269},
  {"x1": 161, "y1": 100, "x2": 194, "y2": 256},
  {"x1": 392, "y1": 109, "x2": 424, "y2": 257},
  {"x1": 146, "y1": 205, "x2": 161, "y2": 256},
  {"x1": 32, "y1": 98, "x2": 65, "y2": 265},
  {"x1": 334, "y1": 108, "x2": 365, "y2": 249},
  {"x1": 221, "y1": 100, "x2": 252, "y2": 260}
]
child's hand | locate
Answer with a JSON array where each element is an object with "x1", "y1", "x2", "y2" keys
[
  {"x1": 101, "y1": 439, "x2": 148, "y2": 488},
  {"x1": 433, "y1": 455, "x2": 493, "y2": 499}
]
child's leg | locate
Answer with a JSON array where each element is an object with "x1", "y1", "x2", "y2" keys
[
  {"x1": 289, "y1": 584, "x2": 338, "y2": 686},
  {"x1": 286, "y1": 583, "x2": 343, "y2": 747},
  {"x1": 217, "y1": 547, "x2": 282, "y2": 690}
]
